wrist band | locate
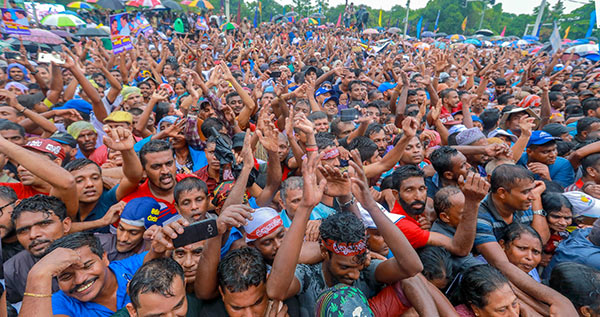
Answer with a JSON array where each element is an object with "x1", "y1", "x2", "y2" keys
[
  {"x1": 43, "y1": 98, "x2": 53, "y2": 108},
  {"x1": 306, "y1": 146, "x2": 317, "y2": 152},
  {"x1": 24, "y1": 292, "x2": 52, "y2": 298},
  {"x1": 18, "y1": 107, "x2": 26, "y2": 114}
]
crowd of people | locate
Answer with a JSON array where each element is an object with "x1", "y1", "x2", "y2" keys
[{"x1": 0, "y1": 4, "x2": 599, "y2": 317}]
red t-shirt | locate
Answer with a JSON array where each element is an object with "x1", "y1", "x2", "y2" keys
[
  {"x1": 390, "y1": 202, "x2": 430, "y2": 249},
  {"x1": 121, "y1": 179, "x2": 177, "y2": 225},
  {"x1": 0, "y1": 182, "x2": 48, "y2": 199}
]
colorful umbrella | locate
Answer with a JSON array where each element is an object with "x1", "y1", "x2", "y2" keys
[
  {"x1": 86, "y1": 0, "x2": 98, "y2": 2},
  {"x1": 40, "y1": 14, "x2": 86, "y2": 27},
  {"x1": 126, "y1": 0, "x2": 161, "y2": 7},
  {"x1": 421, "y1": 31, "x2": 435, "y2": 37},
  {"x1": 8, "y1": 29, "x2": 65, "y2": 45},
  {"x1": 449, "y1": 34, "x2": 466, "y2": 42},
  {"x1": 464, "y1": 38, "x2": 481, "y2": 46},
  {"x1": 67, "y1": 1, "x2": 94, "y2": 9},
  {"x1": 565, "y1": 44, "x2": 599, "y2": 55},
  {"x1": 75, "y1": 27, "x2": 110, "y2": 37},
  {"x1": 97, "y1": 0, "x2": 124, "y2": 10},
  {"x1": 221, "y1": 22, "x2": 237, "y2": 31},
  {"x1": 302, "y1": 17, "x2": 318, "y2": 25},
  {"x1": 183, "y1": 0, "x2": 214, "y2": 9},
  {"x1": 363, "y1": 28, "x2": 379, "y2": 35}
]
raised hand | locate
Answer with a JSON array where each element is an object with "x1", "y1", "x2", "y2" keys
[
  {"x1": 458, "y1": 171, "x2": 490, "y2": 203},
  {"x1": 518, "y1": 116, "x2": 536, "y2": 138},
  {"x1": 30, "y1": 247, "x2": 82, "y2": 278},
  {"x1": 256, "y1": 111, "x2": 279, "y2": 153},
  {"x1": 401, "y1": 117, "x2": 418, "y2": 138},
  {"x1": 216, "y1": 204, "x2": 255, "y2": 234},
  {"x1": 301, "y1": 142, "x2": 327, "y2": 209},
  {"x1": 103, "y1": 125, "x2": 135, "y2": 152},
  {"x1": 318, "y1": 164, "x2": 351, "y2": 198},
  {"x1": 150, "y1": 218, "x2": 190, "y2": 253},
  {"x1": 101, "y1": 201, "x2": 125, "y2": 226},
  {"x1": 240, "y1": 128, "x2": 254, "y2": 170}
]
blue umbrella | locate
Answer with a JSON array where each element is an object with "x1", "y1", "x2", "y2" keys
[
  {"x1": 582, "y1": 53, "x2": 600, "y2": 62},
  {"x1": 433, "y1": 41, "x2": 446, "y2": 49},
  {"x1": 522, "y1": 35, "x2": 539, "y2": 42},
  {"x1": 464, "y1": 38, "x2": 481, "y2": 46},
  {"x1": 422, "y1": 31, "x2": 435, "y2": 38}
]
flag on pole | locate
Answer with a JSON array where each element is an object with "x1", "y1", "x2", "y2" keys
[
  {"x1": 550, "y1": 21, "x2": 561, "y2": 54},
  {"x1": 416, "y1": 16, "x2": 423, "y2": 39},
  {"x1": 336, "y1": 12, "x2": 342, "y2": 28},
  {"x1": 423, "y1": 20, "x2": 429, "y2": 32},
  {"x1": 461, "y1": 16, "x2": 467, "y2": 31},
  {"x1": 434, "y1": 10, "x2": 440, "y2": 32},
  {"x1": 378, "y1": 9, "x2": 382, "y2": 27},
  {"x1": 258, "y1": 1, "x2": 262, "y2": 18},
  {"x1": 500, "y1": 26, "x2": 506, "y2": 37},
  {"x1": 586, "y1": 10, "x2": 596, "y2": 38},
  {"x1": 253, "y1": 7, "x2": 258, "y2": 27},
  {"x1": 564, "y1": 25, "x2": 571, "y2": 39}
]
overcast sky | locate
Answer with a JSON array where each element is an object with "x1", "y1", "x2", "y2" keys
[{"x1": 276, "y1": 0, "x2": 588, "y2": 15}]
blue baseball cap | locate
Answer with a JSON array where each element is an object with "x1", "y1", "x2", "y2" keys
[
  {"x1": 527, "y1": 130, "x2": 560, "y2": 147},
  {"x1": 323, "y1": 96, "x2": 339, "y2": 106},
  {"x1": 315, "y1": 87, "x2": 332, "y2": 98},
  {"x1": 377, "y1": 82, "x2": 397, "y2": 93},
  {"x1": 54, "y1": 99, "x2": 93, "y2": 115},
  {"x1": 120, "y1": 197, "x2": 162, "y2": 229}
]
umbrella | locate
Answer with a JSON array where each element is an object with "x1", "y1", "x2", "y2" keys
[
  {"x1": 221, "y1": 22, "x2": 237, "y2": 31},
  {"x1": 183, "y1": 0, "x2": 214, "y2": 9},
  {"x1": 582, "y1": 53, "x2": 600, "y2": 62},
  {"x1": 413, "y1": 42, "x2": 430, "y2": 50},
  {"x1": 475, "y1": 29, "x2": 493, "y2": 36},
  {"x1": 317, "y1": 25, "x2": 327, "y2": 29},
  {"x1": 565, "y1": 44, "x2": 599, "y2": 54},
  {"x1": 67, "y1": 1, "x2": 94, "y2": 9},
  {"x1": 482, "y1": 40, "x2": 493, "y2": 47},
  {"x1": 5, "y1": 38, "x2": 51, "y2": 52},
  {"x1": 421, "y1": 31, "x2": 435, "y2": 37},
  {"x1": 50, "y1": 30, "x2": 77, "y2": 39},
  {"x1": 449, "y1": 34, "x2": 466, "y2": 42},
  {"x1": 464, "y1": 38, "x2": 481, "y2": 46},
  {"x1": 271, "y1": 14, "x2": 283, "y2": 22},
  {"x1": 363, "y1": 28, "x2": 379, "y2": 35},
  {"x1": 86, "y1": 0, "x2": 98, "y2": 2},
  {"x1": 162, "y1": 0, "x2": 182, "y2": 10},
  {"x1": 522, "y1": 35, "x2": 539, "y2": 42},
  {"x1": 302, "y1": 18, "x2": 318, "y2": 25},
  {"x1": 127, "y1": 0, "x2": 161, "y2": 7},
  {"x1": 435, "y1": 32, "x2": 447, "y2": 38},
  {"x1": 310, "y1": 13, "x2": 326, "y2": 19},
  {"x1": 40, "y1": 14, "x2": 86, "y2": 27},
  {"x1": 75, "y1": 27, "x2": 110, "y2": 37},
  {"x1": 8, "y1": 29, "x2": 65, "y2": 45},
  {"x1": 387, "y1": 27, "x2": 401, "y2": 34},
  {"x1": 285, "y1": 11, "x2": 299, "y2": 17},
  {"x1": 97, "y1": 0, "x2": 124, "y2": 10}
]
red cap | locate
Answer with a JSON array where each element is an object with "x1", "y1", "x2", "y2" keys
[{"x1": 24, "y1": 139, "x2": 66, "y2": 160}]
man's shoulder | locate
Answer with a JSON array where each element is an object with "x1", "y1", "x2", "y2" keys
[{"x1": 4, "y1": 249, "x2": 34, "y2": 268}]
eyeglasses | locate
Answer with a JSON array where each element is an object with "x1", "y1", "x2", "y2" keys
[{"x1": 0, "y1": 201, "x2": 14, "y2": 217}]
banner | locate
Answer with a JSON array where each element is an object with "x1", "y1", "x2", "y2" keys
[
  {"x1": 2, "y1": 8, "x2": 30, "y2": 35},
  {"x1": 550, "y1": 21, "x2": 561, "y2": 54},
  {"x1": 378, "y1": 9, "x2": 382, "y2": 27},
  {"x1": 587, "y1": 10, "x2": 596, "y2": 38},
  {"x1": 500, "y1": 26, "x2": 506, "y2": 37},
  {"x1": 461, "y1": 16, "x2": 467, "y2": 32},
  {"x1": 196, "y1": 15, "x2": 208, "y2": 30},
  {"x1": 434, "y1": 10, "x2": 440, "y2": 32},
  {"x1": 130, "y1": 12, "x2": 153, "y2": 37},
  {"x1": 109, "y1": 13, "x2": 133, "y2": 54},
  {"x1": 336, "y1": 12, "x2": 341, "y2": 28},
  {"x1": 564, "y1": 25, "x2": 571, "y2": 39}
]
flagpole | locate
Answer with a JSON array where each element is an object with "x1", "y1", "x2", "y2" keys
[
  {"x1": 478, "y1": 2, "x2": 486, "y2": 30},
  {"x1": 226, "y1": 0, "x2": 230, "y2": 22},
  {"x1": 532, "y1": 0, "x2": 546, "y2": 36},
  {"x1": 403, "y1": 0, "x2": 410, "y2": 37}
]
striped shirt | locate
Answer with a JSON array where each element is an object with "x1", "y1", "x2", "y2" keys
[{"x1": 474, "y1": 194, "x2": 534, "y2": 246}]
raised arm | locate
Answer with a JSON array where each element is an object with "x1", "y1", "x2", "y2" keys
[
  {"x1": 364, "y1": 117, "x2": 416, "y2": 179},
  {"x1": 0, "y1": 134, "x2": 78, "y2": 218},
  {"x1": 91, "y1": 53, "x2": 122, "y2": 105},
  {"x1": 102, "y1": 126, "x2": 144, "y2": 200},
  {"x1": 0, "y1": 90, "x2": 57, "y2": 136},
  {"x1": 221, "y1": 64, "x2": 257, "y2": 130},
  {"x1": 62, "y1": 52, "x2": 107, "y2": 122},
  {"x1": 254, "y1": 112, "x2": 282, "y2": 207},
  {"x1": 266, "y1": 144, "x2": 326, "y2": 301}
]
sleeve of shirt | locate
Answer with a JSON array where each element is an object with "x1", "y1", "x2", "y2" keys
[
  {"x1": 184, "y1": 116, "x2": 205, "y2": 151},
  {"x1": 474, "y1": 213, "x2": 498, "y2": 246},
  {"x1": 293, "y1": 264, "x2": 310, "y2": 294},
  {"x1": 51, "y1": 292, "x2": 77, "y2": 316},
  {"x1": 113, "y1": 251, "x2": 147, "y2": 275},
  {"x1": 550, "y1": 159, "x2": 575, "y2": 188},
  {"x1": 394, "y1": 219, "x2": 430, "y2": 249}
]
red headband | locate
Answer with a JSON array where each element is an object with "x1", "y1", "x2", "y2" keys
[{"x1": 322, "y1": 239, "x2": 367, "y2": 257}]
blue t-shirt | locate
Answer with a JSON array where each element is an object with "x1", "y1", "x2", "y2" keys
[
  {"x1": 516, "y1": 153, "x2": 574, "y2": 188},
  {"x1": 80, "y1": 186, "x2": 119, "y2": 233},
  {"x1": 475, "y1": 195, "x2": 533, "y2": 247},
  {"x1": 543, "y1": 228, "x2": 600, "y2": 280},
  {"x1": 280, "y1": 209, "x2": 321, "y2": 228},
  {"x1": 51, "y1": 252, "x2": 147, "y2": 316}
]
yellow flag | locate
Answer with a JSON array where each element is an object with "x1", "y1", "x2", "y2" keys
[
  {"x1": 461, "y1": 16, "x2": 467, "y2": 31},
  {"x1": 563, "y1": 26, "x2": 570, "y2": 39},
  {"x1": 378, "y1": 10, "x2": 382, "y2": 27}
]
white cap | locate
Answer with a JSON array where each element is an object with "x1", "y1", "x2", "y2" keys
[
  {"x1": 359, "y1": 202, "x2": 404, "y2": 229},
  {"x1": 562, "y1": 191, "x2": 600, "y2": 218}
]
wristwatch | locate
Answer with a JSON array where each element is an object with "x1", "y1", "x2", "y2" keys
[{"x1": 532, "y1": 209, "x2": 547, "y2": 217}]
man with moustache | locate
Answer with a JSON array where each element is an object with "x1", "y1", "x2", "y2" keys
[
  {"x1": 390, "y1": 165, "x2": 484, "y2": 257},
  {"x1": 122, "y1": 140, "x2": 179, "y2": 224},
  {"x1": 0, "y1": 186, "x2": 22, "y2": 261}
]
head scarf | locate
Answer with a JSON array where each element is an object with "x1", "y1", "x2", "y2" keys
[
  {"x1": 5, "y1": 81, "x2": 28, "y2": 94},
  {"x1": 121, "y1": 86, "x2": 141, "y2": 101},
  {"x1": 6, "y1": 63, "x2": 29, "y2": 81},
  {"x1": 67, "y1": 121, "x2": 97, "y2": 139},
  {"x1": 157, "y1": 115, "x2": 179, "y2": 133}
]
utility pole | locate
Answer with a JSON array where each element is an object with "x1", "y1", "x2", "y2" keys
[
  {"x1": 403, "y1": 0, "x2": 410, "y2": 37},
  {"x1": 531, "y1": 0, "x2": 547, "y2": 36}
]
